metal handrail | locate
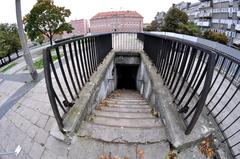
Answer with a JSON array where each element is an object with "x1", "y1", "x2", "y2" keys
[
  {"x1": 44, "y1": 32, "x2": 240, "y2": 158},
  {"x1": 43, "y1": 33, "x2": 112, "y2": 132},
  {"x1": 138, "y1": 32, "x2": 240, "y2": 158}
]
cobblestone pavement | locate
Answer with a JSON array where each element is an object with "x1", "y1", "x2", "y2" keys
[{"x1": 0, "y1": 78, "x2": 70, "y2": 159}]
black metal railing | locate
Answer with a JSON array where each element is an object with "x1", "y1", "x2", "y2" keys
[
  {"x1": 112, "y1": 32, "x2": 143, "y2": 51},
  {"x1": 138, "y1": 32, "x2": 240, "y2": 158},
  {"x1": 43, "y1": 33, "x2": 112, "y2": 132},
  {"x1": 44, "y1": 32, "x2": 240, "y2": 158},
  {"x1": 139, "y1": 33, "x2": 216, "y2": 135}
]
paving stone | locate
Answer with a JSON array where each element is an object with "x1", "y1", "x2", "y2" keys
[
  {"x1": 47, "y1": 109, "x2": 54, "y2": 117},
  {"x1": 17, "y1": 151, "x2": 33, "y2": 159},
  {"x1": 38, "y1": 105, "x2": 51, "y2": 116},
  {"x1": 14, "y1": 129, "x2": 27, "y2": 145},
  {"x1": 36, "y1": 114, "x2": 49, "y2": 128},
  {"x1": 41, "y1": 149, "x2": 57, "y2": 159},
  {"x1": 21, "y1": 136, "x2": 34, "y2": 153},
  {"x1": 102, "y1": 142, "x2": 137, "y2": 159},
  {"x1": 26, "y1": 125, "x2": 40, "y2": 139},
  {"x1": 44, "y1": 117, "x2": 55, "y2": 132},
  {"x1": 30, "y1": 112, "x2": 41, "y2": 124},
  {"x1": 45, "y1": 136, "x2": 69, "y2": 156},
  {"x1": 14, "y1": 105, "x2": 25, "y2": 114},
  {"x1": 34, "y1": 128, "x2": 49, "y2": 145},
  {"x1": 137, "y1": 142, "x2": 170, "y2": 159},
  {"x1": 20, "y1": 107, "x2": 35, "y2": 121},
  {"x1": 68, "y1": 137, "x2": 104, "y2": 159},
  {"x1": 29, "y1": 142, "x2": 45, "y2": 159},
  {"x1": 11, "y1": 112, "x2": 23, "y2": 127},
  {"x1": 19, "y1": 118, "x2": 32, "y2": 133},
  {"x1": 1, "y1": 135, "x2": 11, "y2": 151},
  {"x1": 5, "y1": 135, "x2": 18, "y2": 152}
]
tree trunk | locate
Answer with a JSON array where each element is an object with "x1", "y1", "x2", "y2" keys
[
  {"x1": 16, "y1": 0, "x2": 38, "y2": 80},
  {"x1": 16, "y1": 50, "x2": 19, "y2": 57},
  {"x1": 8, "y1": 55, "x2": 11, "y2": 62},
  {"x1": 0, "y1": 58, "x2": 3, "y2": 65},
  {"x1": 49, "y1": 36, "x2": 53, "y2": 45}
]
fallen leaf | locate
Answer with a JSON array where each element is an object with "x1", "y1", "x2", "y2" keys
[
  {"x1": 198, "y1": 136, "x2": 215, "y2": 158},
  {"x1": 137, "y1": 149, "x2": 144, "y2": 159}
]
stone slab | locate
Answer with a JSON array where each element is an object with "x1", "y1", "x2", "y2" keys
[
  {"x1": 78, "y1": 122, "x2": 167, "y2": 143},
  {"x1": 93, "y1": 116, "x2": 163, "y2": 128}
]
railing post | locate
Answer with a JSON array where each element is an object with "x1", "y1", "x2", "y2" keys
[
  {"x1": 185, "y1": 51, "x2": 216, "y2": 135},
  {"x1": 43, "y1": 48, "x2": 64, "y2": 132}
]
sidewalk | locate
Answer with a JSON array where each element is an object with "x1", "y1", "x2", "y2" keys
[{"x1": 0, "y1": 77, "x2": 69, "y2": 159}]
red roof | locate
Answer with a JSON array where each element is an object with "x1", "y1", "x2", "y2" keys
[{"x1": 91, "y1": 11, "x2": 143, "y2": 20}]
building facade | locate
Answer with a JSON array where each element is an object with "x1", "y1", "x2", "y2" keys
[
  {"x1": 63, "y1": 19, "x2": 89, "y2": 38},
  {"x1": 176, "y1": 0, "x2": 240, "y2": 46},
  {"x1": 154, "y1": 12, "x2": 166, "y2": 28},
  {"x1": 90, "y1": 11, "x2": 143, "y2": 33}
]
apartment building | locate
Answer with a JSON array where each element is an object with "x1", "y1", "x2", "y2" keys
[
  {"x1": 62, "y1": 19, "x2": 89, "y2": 38},
  {"x1": 176, "y1": 0, "x2": 240, "y2": 46},
  {"x1": 185, "y1": 2, "x2": 201, "y2": 23},
  {"x1": 90, "y1": 11, "x2": 143, "y2": 33},
  {"x1": 154, "y1": 12, "x2": 166, "y2": 28}
]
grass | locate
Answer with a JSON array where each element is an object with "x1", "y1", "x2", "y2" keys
[
  {"x1": 34, "y1": 54, "x2": 62, "y2": 69},
  {"x1": 0, "y1": 62, "x2": 17, "y2": 72}
]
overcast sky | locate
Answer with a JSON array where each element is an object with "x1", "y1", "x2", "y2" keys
[{"x1": 0, "y1": 0, "x2": 199, "y2": 24}]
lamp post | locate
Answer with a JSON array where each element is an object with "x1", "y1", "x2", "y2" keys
[{"x1": 15, "y1": 0, "x2": 38, "y2": 80}]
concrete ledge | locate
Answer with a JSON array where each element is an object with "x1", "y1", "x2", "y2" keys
[
  {"x1": 60, "y1": 51, "x2": 116, "y2": 135},
  {"x1": 139, "y1": 51, "x2": 216, "y2": 149}
]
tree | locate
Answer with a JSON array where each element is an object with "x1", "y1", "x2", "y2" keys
[
  {"x1": 24, "y1": 0, "x2": 73, "y2": 45},
  {"x1": 203, "y1": 31, "x2": 228, "y2": 45},
  {"x1": 145, "y1": 20, "x2": 161, "y2": 31},
  {"x1": 0, "y1": 23, "x2": 22, "y2": 62},
  {"x1": 161, "y1": 7, "x2": 188, "y2": 32},
  {"x1": 177, "y1": 22, "x2": 201, "y2": 37},
  {"x1": 36, "y1": 35, "x2": 45, "y2": 45}
]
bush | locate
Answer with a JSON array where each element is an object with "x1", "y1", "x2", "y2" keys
[
  {"x1": 161, "y1": 7, "x2": 188, "y2": 32},
  {"x1": 203, "y1": 31, "x2": 228, "y2": 45},
  {"x1": 177, "y1": 22, "x2": 201, "y2": 37}
]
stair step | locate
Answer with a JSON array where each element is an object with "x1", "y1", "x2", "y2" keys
[
  {"x1": 78, "y1": 122, "x2": 166, "y2": 143},
  {"x1": 100, "y1": 107, "x2": 151, "y2": 113},
  {"x1": 106, "y1": 100, "x2": 148, "y2": 105},
  {"x1": 106, "y1": 104, "x2": 150, "y2": 109},
  {"x1": 93, "y1": 116, "x2": 163, "y2": 128},
  {"x1": 94, "y1": 111, "x2": 154, "y2": 119},
  {"x1": 107, "y1": 98, "x2": 144, "y2": 101}
]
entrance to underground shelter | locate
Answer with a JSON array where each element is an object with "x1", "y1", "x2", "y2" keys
[{"x1": 116, "y1": 64, "x2": 139, "y2": 90}]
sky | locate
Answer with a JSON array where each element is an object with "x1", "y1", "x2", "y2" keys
[{"x1": 0, "y1": 0, "x2": 199, "y2": 24}]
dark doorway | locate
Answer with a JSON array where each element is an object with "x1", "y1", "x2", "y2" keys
[{"x1": 116, "y1": 64, "x2": 138, "y2": 90}]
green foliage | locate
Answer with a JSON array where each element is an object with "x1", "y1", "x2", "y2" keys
[
  {"x1": 0, "y1": 23, "x2": 21, "y2": 60},
  {"x1": 36, "y1": 35, "x2": 45, "y2": 45},
  {"x1": 24, "y1": 0, "x2": 73, "y2": 45},
  {"x1": 177, "y1": 22, "x2": 201, "y2": 37},
  {"x1": 203, "y1": 31, "x2": 228, "y2": 45},
  {"x1": 0, "y1": 62, "x2": 16, "y2": 72},
  {"x1": 162, "y1": 7, "x2": 188, "y2": 32},
  {"x1": 34, "y1": 53, "x2": 61, "y2": 69},
  {"x1": 144, "y1": 20, "x2": 160, "y2": 31}
]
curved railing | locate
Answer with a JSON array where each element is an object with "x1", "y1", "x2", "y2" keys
[
  {"x1": 44, "y1": 32, "x2": 240, "y2": 158},
  {"x1": 43, "y1": 33, "x2": 112, "y2": 132},
  {"x1": 138, "y1": 32, "x2": 240, "y2": 158}
]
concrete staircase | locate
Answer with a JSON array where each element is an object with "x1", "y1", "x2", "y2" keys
[
  {"x1": 73, "y1": 90, "x2": 169, "y2": 159},
  {"x1": 79, "y1": 89, "x2": 166, "y2": 143}
]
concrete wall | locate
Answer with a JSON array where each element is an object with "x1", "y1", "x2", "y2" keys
[
  {"x1": 88, "y1": 60, "x2": 117, "y2": 113},
  {"x1": 63, "y1": 52, "x2": 117, "y2": 133},
  {"x1": 136, "y1": 51, "x2": 218, "y2": 150}
]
